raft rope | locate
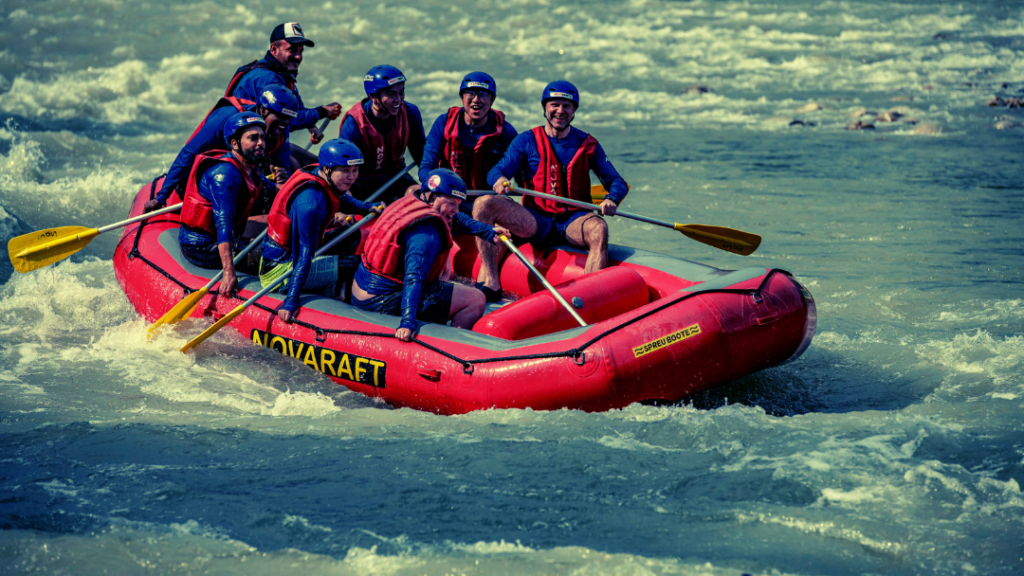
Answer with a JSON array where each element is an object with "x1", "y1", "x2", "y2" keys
[{"x1": 125, "y1": 177, "x2": 793, "y2": 375}]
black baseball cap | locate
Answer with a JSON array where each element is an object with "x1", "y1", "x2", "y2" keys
[{"x1": 270, "y1": 22, "x2": 314, "y2": 47}]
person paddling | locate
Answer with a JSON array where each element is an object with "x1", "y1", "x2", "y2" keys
[
  {"x1": 226, "y1": 22, "x2": 341, "y2": 147},
  {"x1": 146, "y1": 85, "x2": 300, "y2": 213},
  {"x1": 338, "y1": 65, "x2": 426, "y2": 204},
  {"x1": 472, "y1": 80, "x2": 629, "y2": 302},
  {"x1": 178, "y1": 112, "x2": 276, "y2": 297},
  {"x1": 419, "y1": 71, "x2": 518, "y2": 215},
  {"x1": 351, "y1": 169, "x2": 509, "y2": 342},
  {"x1": 260, "y1": 139, "x2": 383, "y2": 323}
]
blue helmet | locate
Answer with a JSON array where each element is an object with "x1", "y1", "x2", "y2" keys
[
  {"x1": 318, "y1": 138, "x2": 364, "y2": 168},
  {"x1": 459, "y1": 71, "x2": 496, "y2": 97},
  {"x1": 423, "y1": 168, "x2": 467, "y2": 200},
  {"x1": 364, "y1": 65, "x2": 406, "y2": 96},
  {"x1": 541, "y1": 80, "x2": 580, "y2": 108},
  {"x1": 257, "y1": 85, "x2": 300, "y2": 119},
  {"x1": 223, "y1": 111, "x2": 266, "y2": 147}
]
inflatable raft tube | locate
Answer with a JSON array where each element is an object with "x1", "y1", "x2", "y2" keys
[{"x1": 114, "y1": 178, "x2": 816, "y2": 415}]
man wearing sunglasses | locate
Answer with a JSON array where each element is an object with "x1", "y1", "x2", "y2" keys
[{"x1": 418, "y1": 72, "x2": 518, "y2": 212}]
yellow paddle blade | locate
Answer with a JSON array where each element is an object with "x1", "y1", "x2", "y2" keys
[
  {"x1": 180, "y1": 304, "x2": 246, "y2": 353},
  {"x1": 7, "y1": 226, "x2": 101, "y2": 273},
  {"x1": 147, "y1": 287, "x2": 209, "y2": 339},
  {"x1": 674, "y1": 223, "x2": 762, "y2": 256},
  {"x1": 590, "y1": 184, "x2": 608, "y2": 205}
]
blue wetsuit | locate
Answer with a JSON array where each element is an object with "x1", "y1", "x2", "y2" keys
[
  {"x1": 230, "y1": 53, "x2": 324, "y2": 131},
  {"x1": 418, "y1": 109, "x2": 519, "y2": 184},
  {"x1": 353, "y1": 212, "x2": 495, "y2": 331},
  {"x1": 157, "y1": 103, "x2": 291, "y2": 204},
  {"x1": 487, "y1": 126, "x2": 629, "y2": 204},
  {"x1": 179, "y1": 161, "x2": 272, "y2": 266},
  {"x1": 262, "y1": 185, "x2": 378, "y2": 314}
]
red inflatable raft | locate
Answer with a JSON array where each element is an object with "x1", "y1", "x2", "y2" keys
[{"x1": 114, "y1": 178, "x2": 816, "y2": 415}]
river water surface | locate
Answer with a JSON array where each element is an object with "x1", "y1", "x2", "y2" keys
[{"x1": 1, "y1": 0, "x2": 1022, "y2": 574}]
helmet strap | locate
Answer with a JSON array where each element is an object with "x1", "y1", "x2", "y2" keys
[
  {"x1": 368, "y1": 93, "x2": 386, "y2": 118},
  {"x1": 320, "y1": 165, "x2": 336, "y2": 188}
]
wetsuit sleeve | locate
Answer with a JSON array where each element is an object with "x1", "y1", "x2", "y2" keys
[
  {"x1": 398, "y1": 221, "x2": 442, "y2": 332},
  {"x1": 418, "y1": 113, "x2": 447, "y2": 184},
  {"x1": 406, "y1": 103, "x2": 426, "y2": 168},
  {"x1": 338, "y1": 116, "x2": 363, "y2": 152},
  {"x1": 198, "y1": 162, "x2": 245, "y2": 245},
  {"x1": 591, "y1": 143, "x2": 629, "y2": 205},
  {"x1": 281, "y1": 188, "x2": 329, "y2": 313},
  {"x1": 157, "y1": 110, "x2": 228, "y2": 203},
  {"x1": 233, "y1": 66, "x2": 319, "y2": 131},
  {"x1": 452, "y1": 212, "x2": 496, "y2": 242},
  {"x1": 501, "y1": 120, "x2": 519, "y2": 150},
  {"x1": 338, "y1": 192, "x2": 378, "y2": 215},
  {"x1": 487, "y1": 131, "x2": 533, "y2": 187},
  {"x1": 288, "y1": 89, "x2": 321, "y2": 131}
]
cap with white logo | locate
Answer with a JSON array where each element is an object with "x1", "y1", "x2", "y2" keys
[{"x1": 270, "y1": 22, "x2": 314, "y2": 47}]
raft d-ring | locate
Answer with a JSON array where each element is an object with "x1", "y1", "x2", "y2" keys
[
  {"x1": 315, "y1": 328, "x2": 327, "y2": 343},
  {"x1": 752, "y1": 292, "x2": 764, "y2": 304},
  {"x1": 462, "y1": 362, "x2": 475, "y2": 375},
  {"x1": 573, "y1": 350, "x2": 587, "y2": 365}
]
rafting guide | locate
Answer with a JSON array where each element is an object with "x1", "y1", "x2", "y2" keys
[{"x1": 226, "y1": 22, "x2": 342, "y2": 147}]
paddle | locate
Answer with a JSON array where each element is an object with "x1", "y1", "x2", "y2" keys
[
  {"x1": 179, "y1": 163, "x2": 413, "y2": 353},
  {"x1": 499, "y1": 234, "x2": 586, "y2": 327},
  {"x1": 589, "y1": 183, "x2": 609, "y2": 205},
  {"x1": 147, "y1": 228, "x2": 269, "y2": 338},
  {"x1": 472, "y1": 185, "x2": 761, "y2": 256},
  {"x1": 7, "y1": 203, "x2": 182, "y2": 273},
  {"x1": 304, "y1": 117, "x2": 332, "y2": 151},
  {"x1": 180, "y1": 213, "x2": 374, "y2": 353}
]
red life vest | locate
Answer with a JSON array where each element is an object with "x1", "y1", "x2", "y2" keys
[
  {"x1": 224, "y1": 59, "x2": 296, "y2": 97},
  {"x1": 266, "y1": 167, "x2": 342, "y2": 250},
  {"x1": 527, "y1": 126, "x2": 599, "y2": 215},
  {"x1": 179, "y1": 152, "x2": 262, "y2": 237},
  {"x1": 361, "y1": 194, "x2": 453, "y2": 284},
  {"x1": 439, "y1": 107, "x2": 506, "y2": 191},
  {"x1": 340, "y1": 100, "x2": 408, "y2": 180}
]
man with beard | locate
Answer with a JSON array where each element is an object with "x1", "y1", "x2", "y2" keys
[
  {"x1": 226, "y1": 22, "x2": 341, "y2": 147},
  {"x1": 352, "y1": 169, "x2": 509, "y2": 342},
  {"x1": 178, "y1": 112, "x2": 275, "y2": 297},
  {"x1": 419, "y1": 72, "x2": 518, "y2": 215},
  {"x1": 145, "y1": 85, "x2": 299, "y2": 213},
  {"x1": 260, "y1": 139, "x2": 383, "y2": 323},
  {"x1": 471, "y1": 80, "x2": 629, "y2": 302},
  {"x1": 338, "y1": 65, "x2": 426, "y2": 203}
]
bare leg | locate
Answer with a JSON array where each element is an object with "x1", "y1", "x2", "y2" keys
[
  {"x1": 449, "y1": 283, "x2": 486, "y2": 328},
  {"x1": 472, "y1": 195, "x2": 539, "y2": 290},
  {"x1": 565, "y1": 214, "x2": 609, "y2": 274}
]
